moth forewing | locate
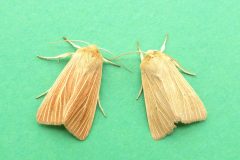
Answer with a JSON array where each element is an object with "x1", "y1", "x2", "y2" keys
[
  {"x1": 63, "y1": 50, "x2": 103, "y2": 140},
  {"x1": 36, "y1": 40, "x2": 114, "y2": 140},
  {"x1": 140, "y1": 50, "x2": 207, "y2": 140},
  {"x1": 141, "y1": 52, "x2": 177, "y2": 140},
  {"x1": 161, "y1": 53, "x2": 207, "y2": 123},
  {"x1": 36, "y1": 53, "x2": 82, "y2": 125}
]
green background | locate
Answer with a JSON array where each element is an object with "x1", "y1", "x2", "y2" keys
[{"x1": 0, "y1": 0, "x2": 239, "y2": 159}]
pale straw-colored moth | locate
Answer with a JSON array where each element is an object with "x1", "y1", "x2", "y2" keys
[
  {"x1": 137, "y1": 35, "x2": 207, "y2": 140},
  {"x1": 36, "y1": 37, "x2": 119, "y2": 140}
]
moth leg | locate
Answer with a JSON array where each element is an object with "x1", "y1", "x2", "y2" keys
[
  {"x1": 36, "y1": 89, "x2": 49, "y2": 99},
  {"x1": 37, "y1": 52, "x2": 73, "y2": 61},
  {"x1": 97, "y1": 98, "x2": 107, "y2": 117},
  {"x1": 63, "y1": 37, "x2": 81, "y2": 49},
  {"x1": 160, "y1": 33, "x2": 168, "y2": 52},
  {"x1": 136, "y1": 85, "x2": 143, "y2": 100},
  {"x1": 172, "y1": 59, "x2": 196, "y2": 76}
]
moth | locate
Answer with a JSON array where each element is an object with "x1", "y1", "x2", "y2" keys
[
  {"x1": 36, "y1": 37, "x2": 118, "y2": 140},
  {"x1": 137, "y1": 35, "x2": 207, "y2": 140}
]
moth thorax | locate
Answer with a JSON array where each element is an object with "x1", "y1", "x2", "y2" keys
[
  {"x1": 84, "y1": 45, "x2": 99, "y2": 53},
  {"x1": 78, "y1": 45, "x2": 101, "y2": 58}
]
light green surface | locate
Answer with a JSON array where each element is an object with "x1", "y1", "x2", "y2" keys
[{"x1": 0, "y1": 1, "x2": 239, "y2": 159}]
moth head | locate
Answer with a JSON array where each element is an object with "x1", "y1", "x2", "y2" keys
[
  {"x1": 139, "y1": 49, "x2": 162, "y2": 61},
  {"x1": 137, "y1": 34, "x2": 168, "y2": 61},
  {"x1": 63, "y1": 37, "x2": 120, "y2": 67}
]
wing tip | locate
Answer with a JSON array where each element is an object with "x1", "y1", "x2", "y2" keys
[
  {"x1": 180, "y1": 114, "x2": 207, "y2": 124},
  {"x1": 64, "y1": 125, "x2": 89, "y2": 141},
  {"x1": 151, "y1": 124, "x2": 176, "y2": 140},
  {"x1": 36, "y1": 115, "x2": 63, "y2": 125},
  {"x1": 36, "y1": 120, "x2": 63, "y2": 126}
]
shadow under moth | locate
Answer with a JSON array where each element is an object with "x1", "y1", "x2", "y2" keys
[
  {"x1": 36, "y1": 37, "x2": 118, "y2": 140},
  {"x1": 137, "y1": 35, "x2": 207, "y2": 140}
]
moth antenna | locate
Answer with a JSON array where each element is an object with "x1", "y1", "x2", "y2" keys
[
  {"x1": 119, "y1": 63, "x2": 133, "y2": 73},
  {"x1": 136, "y1": 85, "x2": 143, "y2": 100},
  {"x1": 160, "y1": 33, "x2": 168, "y2": 52},
  {"x1": 103, "y1": 57, "x2": 133, "y2": 72},
  {"x1": 62, "y1": 39, "x2": 113, "y2": 56},
  {"x1": 49, "y1": 39, "x2": 89, "y2": 47},
  {"x1": 97, "y1": 99, "x2": 107, "y2": 117},
  {"x1": 137, "y1": 42, "x2": 144, "y2": 61},
  {"x1": 36, "y1": 89, "x2": 49, "y2": 99},
  {"x1": 37, "y1": 52, "x2": 73, "y2": 61},
  {"x1": 69, "y1": 40, "x2": 90, "y2": 45},
  {"x1": 177, "y1": 65, "x2": 196, "y2": 76},
  {"x1": 108, "y1": 52, "x2": 139, "y2": 61},
  {"x1": 99, "y1": 47, "x2": 114, "y2": 55},
  {"x1": 63, "y1": 37, "x2": 117, "y2": 57},
  {"x1": 65, "y1": 39, "x2": 91, "y2": 46},
  {"x1": 63, "y1": 37, "x2": 82, "y2": 48},
  {"x1": 49, "y1": 40, "x2": 64, "y2": 44}
]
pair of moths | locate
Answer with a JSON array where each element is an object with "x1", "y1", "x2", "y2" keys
[
  {"x1": 138, "y1": 35, "x2": 207, "y2": 140},
  {"x1": 36, "y1": 37, "x2": 118, "y2": 140},
  {"x1": 36, "y1": 35, "x2": 207, "y2": 141}
]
